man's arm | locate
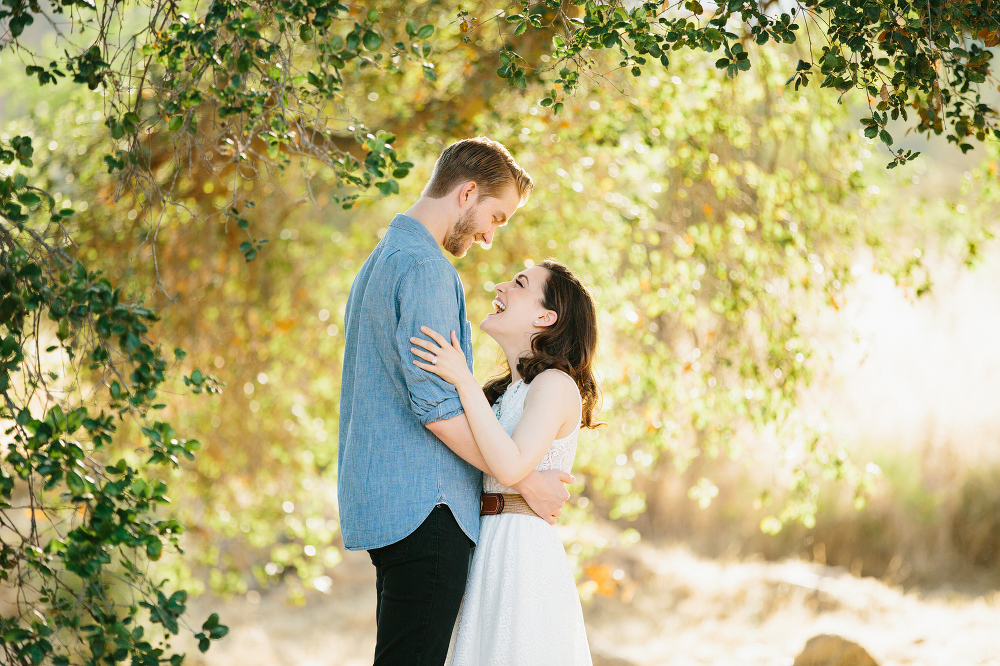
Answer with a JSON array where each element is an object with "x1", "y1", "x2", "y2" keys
[
  {"x1": 427, "y1": 414, "x2": 573, "y2": 525},
  {"x1": 426, "y1": 413, "x2": 493, "y2": 475}
]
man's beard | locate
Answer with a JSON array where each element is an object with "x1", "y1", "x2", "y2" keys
[{"x1": 443, "y1": 206, "x2": 478, "y2": 257}]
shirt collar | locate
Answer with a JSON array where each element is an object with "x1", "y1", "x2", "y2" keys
[{"x1": 388, "y1": 214, "x2": 440, "y2": 250}]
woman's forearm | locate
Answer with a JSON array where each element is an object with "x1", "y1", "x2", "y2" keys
[{"x1": 455, "y1": 378, "x2": 534, "y2": 487}]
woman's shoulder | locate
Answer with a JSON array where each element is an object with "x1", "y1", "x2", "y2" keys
[
  {"x1": 525, "y1": 370, "x2": 583, "y2": 437},
  {"x1": 527, "y1": 368, "x2": 581, "y2": 401}
]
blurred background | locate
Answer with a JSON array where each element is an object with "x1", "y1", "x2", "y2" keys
[{"x1": 2, "y1": 2, "x2": 999, "y2": 664}]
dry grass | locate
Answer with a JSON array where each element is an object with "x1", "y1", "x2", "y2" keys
[{"x1": 181, "y1": 539, "x2": 1000, "y2": 666}]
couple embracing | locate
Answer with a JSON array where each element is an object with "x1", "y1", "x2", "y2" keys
[{"x1": 338, "y1": 137, "x2": 599, "y2": 665}]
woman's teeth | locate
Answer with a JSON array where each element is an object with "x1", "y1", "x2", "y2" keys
[{"x1": 492, "y1": 299, "x2": 506, "y2": 313}]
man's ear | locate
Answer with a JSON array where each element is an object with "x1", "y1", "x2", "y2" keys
[
  {"x1": 534, "y1": 310, "x2": 558, "y2": 328},
  {"x1": 457, "y1": 180, "x2": 478, "y2": 207}
]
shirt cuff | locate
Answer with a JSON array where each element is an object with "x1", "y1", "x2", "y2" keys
[{"x1": 418, "y1": 396, "x2": 465, "y2": 427}]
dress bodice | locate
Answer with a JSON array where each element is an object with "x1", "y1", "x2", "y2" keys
[{"x1": 482, "y1": 377, "x2": 581, "y2": 494}]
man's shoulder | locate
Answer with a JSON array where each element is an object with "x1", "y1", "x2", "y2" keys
[
  {"x1": 383, "y1": 246, "x2": 459, "y2": 288},
  {"x1": 371, "y1": 227, "x2": 449, "y2": 271}
]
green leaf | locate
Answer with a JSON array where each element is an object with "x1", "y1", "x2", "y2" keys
[
  {"x1": 416, "y1": 24, "x2": 435, "y2": 40},
  {"x1": 66, "y1": 471, "x2": 86, "y2": 494},
  {"x1": 17, "y1": 191, "x2": 41, "y2": 207},
  {"x1": 363, "y1": 31, "x2": 382, "y2": 51}
]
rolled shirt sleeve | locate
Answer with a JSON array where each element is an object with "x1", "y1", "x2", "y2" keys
[{"x1": 396, "y1": 259, "x2": 474, "y2": 426}]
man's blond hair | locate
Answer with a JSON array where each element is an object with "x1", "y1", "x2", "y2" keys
[{"x1": 423, "y1": 137, "x2": 533, "y2": 204}]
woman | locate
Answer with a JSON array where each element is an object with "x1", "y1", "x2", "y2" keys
[{"x1": 410, "y1": 259, "x2": 600, "y2": 665}]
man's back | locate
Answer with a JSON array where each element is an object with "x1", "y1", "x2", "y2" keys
[{"x1": 337, "y1": 214, "x2": 481, "y2": 551}]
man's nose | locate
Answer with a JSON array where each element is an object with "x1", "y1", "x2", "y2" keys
[{"x1": 483, "y1": 228, "x2": 495, "y2": 245}]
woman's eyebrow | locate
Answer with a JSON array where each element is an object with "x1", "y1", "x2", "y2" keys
[{"x1": 516, "y1": 273, "x2": 528, "y2": 286}]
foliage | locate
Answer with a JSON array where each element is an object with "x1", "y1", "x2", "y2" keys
[
  {"x1": 455, "y1": 47, "x2": 893, "y2": 532},
  {"x1": 0, "y1": 144, "x2": 227, "y2": 663},
  {"x1": 501, "y1": 0, "x2": 998, "y2": 168},
  {"x1": 1, "y1": 0, "x2": 998, "y2": 615}
]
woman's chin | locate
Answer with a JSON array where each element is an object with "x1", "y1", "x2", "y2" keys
[{"x1": 478, "y1": 317, "x2": 504, "y2": 341}]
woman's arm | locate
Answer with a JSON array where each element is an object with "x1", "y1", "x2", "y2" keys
[
  {"x1": 427, "y1": 413, "x2": 574, "y2": 523},
  {"x1": 411, "y1": 327, "x2": 578, "y2": 487}
]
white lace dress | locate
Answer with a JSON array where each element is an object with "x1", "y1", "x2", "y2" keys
[{"x1": 446, "y1": 378, "x2": 593, "y2": 666}]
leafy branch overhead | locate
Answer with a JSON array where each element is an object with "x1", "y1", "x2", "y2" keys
[
  {"x1": 497, "y1": 0, "x2": 998, "y2": 169},
  {"x1": 0, "y1": 1, "x2": 995, "y2": 227}
]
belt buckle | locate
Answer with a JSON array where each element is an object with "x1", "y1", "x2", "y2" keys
[{"x1": 480, "y1": 493, "x2": 505, "y2": 515}]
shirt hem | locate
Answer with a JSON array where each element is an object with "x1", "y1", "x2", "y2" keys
[{"x1": 342, "y1": 499, "x2": 480, "y2": 551}]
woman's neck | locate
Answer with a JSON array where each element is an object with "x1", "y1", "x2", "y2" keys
[{"x1": 500, "y1": 341, "x2": 531, "y2": 384}]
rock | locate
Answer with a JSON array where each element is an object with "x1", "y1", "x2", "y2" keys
[{"x1": 793, "y1": 634, "x2": 879, "y2": 666}]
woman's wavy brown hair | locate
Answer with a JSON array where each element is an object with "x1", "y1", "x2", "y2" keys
[{"x1": 483, "y1": 260, "x2": 603, "y2": 429}]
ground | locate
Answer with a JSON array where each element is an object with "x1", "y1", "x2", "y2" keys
[{"x1": 184, "y1": 537, "x2": 1000, "y2": 666}]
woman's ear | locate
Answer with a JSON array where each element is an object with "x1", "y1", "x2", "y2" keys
[{"x1": 533, "y1": 310, "x2": 558, "y2": 328}]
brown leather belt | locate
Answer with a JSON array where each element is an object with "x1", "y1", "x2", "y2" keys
[{"x1": 480, "y1": 493, "x2": 541, "y2": 518}]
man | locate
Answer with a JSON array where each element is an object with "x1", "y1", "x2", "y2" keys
[{"x1": 338, "y1": 137, "x2": 573, "y2": 665}]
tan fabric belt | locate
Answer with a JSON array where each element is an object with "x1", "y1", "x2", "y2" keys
[{"x1": 480, "y1": 493, "x2": 541, "y2": 519}]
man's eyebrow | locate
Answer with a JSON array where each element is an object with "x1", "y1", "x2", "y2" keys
[{"x1": 495, "y1": 211, "x2": 508, "y2": 225}]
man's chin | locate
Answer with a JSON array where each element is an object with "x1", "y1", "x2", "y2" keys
[{"x1": 450, "y1": 240, "x2": 475, "y2": 258}]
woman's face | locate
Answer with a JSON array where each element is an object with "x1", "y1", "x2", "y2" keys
[{"x1": 480, "y1": 265, "x2": 553, "y2": 341}]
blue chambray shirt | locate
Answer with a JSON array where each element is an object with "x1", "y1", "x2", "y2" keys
[{"x1": 337, "y1": 214, "x2": 482, "y2": 551}]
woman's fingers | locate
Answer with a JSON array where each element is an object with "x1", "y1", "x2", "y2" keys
[
  {"x1": 412, "y1": 359, "x2": 440, "y2": 374},
  {"x1": 419, "y1": 326, "x2": 448, "y2": 345},
  {"x1": 410, "y1": 347, "x2": 436, "y2": 362},
  {"x1": 409, "y1": 336, "x2": 439, "y2": 352}
]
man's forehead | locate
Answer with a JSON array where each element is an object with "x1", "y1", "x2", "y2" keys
[{"x1": 491, "y1": 184, "x2": 522, "y2": 220}]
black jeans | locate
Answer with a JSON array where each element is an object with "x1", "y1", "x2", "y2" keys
[{"x1": 368, "y1": 504, "x2": 473, "y2": 665}]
